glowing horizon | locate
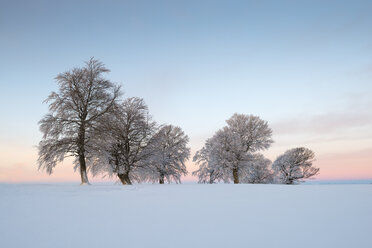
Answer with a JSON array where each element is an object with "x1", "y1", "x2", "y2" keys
[{"x1": 1, "y1": 143, "x2": 371, "y2": 183}]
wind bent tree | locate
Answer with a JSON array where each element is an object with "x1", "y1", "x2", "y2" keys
[
  {"x1": 38, "y1": 58, "x2": 121, "y2": 184},
  {"x1": 272, "y1": 147, "x2": 319, "y2": 184}
]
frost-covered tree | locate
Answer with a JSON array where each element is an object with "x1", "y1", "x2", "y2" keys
[
  {"x1": 193, "y1": 113, "x2": 273, "y2": 184},
  {"x1": 193, "y1": 128, "x2": 237, "y2": 184},
  {"x1": 38, "y1": 58, "x2": 121, "y2": 184},
  {"x1": 143, "y1": 125, "x2": 190, "y2": 184},
  {"x1": 92, "y1": 97, "x2": 155, "y2": 185},
  {"x1": 272, "y1": 147, "x2": 319, "y2": 184},
  {"x1": 240, "y1": 154, "x2": 273, "y2": 184},
  {"x1": 192, "y1": 144, "x2": 214, "y2": 183},
  {"x1": 192, "y1": 139, "x2": 226, "y2": 184}
]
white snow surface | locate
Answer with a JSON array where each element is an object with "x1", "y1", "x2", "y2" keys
[{"x1": 1, "y1": 183, "x2": 371, "y2": 248}]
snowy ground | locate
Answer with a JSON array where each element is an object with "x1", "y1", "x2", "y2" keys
[{"x1": 1, "y1": 183, "x2": 371, "y2": 248}]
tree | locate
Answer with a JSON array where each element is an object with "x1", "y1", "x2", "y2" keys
[
  {"x1": 240, "y1": 154, "x2": 273, "y2": 184},
  {"x1": 272, "y1": 147, "x2": 319, "y2": 184},
  {"x1": 193, "y1": 113, "x2": 273, "y2": 184},
  {"x1": 192, "y1": 139, "x2": 226, "y2": 184},
  {"x1": 193, "y1": 128, "x2": 237, "y2": 184},
  {"x1": 143, "y1": 125, "x2": 190, "y2": 184},
  {"x1": 192, "y1": 144, "x2": 215, "y2": 184},
  {"x1": 38, "y1": 58, "x2": 121, "y2": 184},
  {"x1": 92, "y1": 97, "x2": 155, "y2": 185}
]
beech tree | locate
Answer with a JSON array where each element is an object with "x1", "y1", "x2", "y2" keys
[
  {"x1": 272, "y1": 147, "x2": 319, "y2": 184},
  {"x1": 240, "y1": 154, "x2": 273, "y2": 184},
  {"x1": 143, "y1": 125, "x2": 190, "y2": 184},
  {"x1": 193, "y1": 113, "x2": 273, "y2": 184},
  {"x1": 38, "y1": 58, "x2": 121, "y2": 184},
  {"x1": 92, "y1": 97, "x2": 156, "y2": 185},
  {"x1": 193, "y1": 129, "x2": 236, "y2": 184},
  {"x1": 192, "y1": 143, "x2": 219, "y2": 184}
]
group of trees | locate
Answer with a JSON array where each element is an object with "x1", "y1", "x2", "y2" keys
[
  {"x1": 192, "y1": 114, "x2": 319, "y2": 184},
  {"x1": 38, "y1": 58, "x2": 190, "y2": 185},
  {"x1": 38, "y1": 58, "x2": 319, "y2": 185}
]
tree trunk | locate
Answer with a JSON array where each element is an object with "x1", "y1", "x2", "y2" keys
[
  {"x1": 209, "y1": 170, "x2": 214, "y2": 184},
  {"x1": 118, "y1": 172, "x2": 132, "y2": 185},
  {"x1": 286, "y1": 179, "x2": 294, "y2": 185},
  {"x1": 159, "y1": 174, "x2": 165, "y2": 184},
  {"x1": 79, "y1": 153, "x2": 90, "y2": 185},
  {"x1": 284, "y1": 172, "x2": 293, "y2": 184},
  {"x1": 78, "y1": 122, "x2": 89, "y2": 185},
  {"x1": 233, "y1": 168, "x2": 239, "y2": 184}
]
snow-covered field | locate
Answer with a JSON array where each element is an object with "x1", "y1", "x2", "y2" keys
[{"x1": 1, "y1": 183, "x2": 371, "y2": 248}]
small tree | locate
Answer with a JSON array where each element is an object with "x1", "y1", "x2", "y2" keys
[
  {"x1": 192, "y1": 140, "x2": 227, "y2": 184},
  {"x1": 38, "y1": 58, "x2": 121, "y2": 184},
  {"x1": 92, "y1": 97, "x2": 155, "y2": 185},
  {"x1": 192, "y1": 145, "x2": 215, "y2": 183},
  {"x1": 193, "y1": 113, "x2": 273, "y2": 184},
  {"x1": 240, "y1": 154, "x2": 273, "y2": 184},
  {"x1": 193, "y1": 128, "x2": 239, "y2": 184},
  {"x1": 272, "y1": 147, "x2": 319, "y2": 184},
  {"x1": 144, "y1": 125, "x2": 190, "y2": 184}
]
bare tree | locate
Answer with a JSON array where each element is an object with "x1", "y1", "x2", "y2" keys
[
  {"x1": 272, "y1": 147, "x2": 319, "y2": 184},
  {"x1": 143, "y1": 125, "x2": 190, "y2": 184},
  {"x1": 193, "y1": 113, "x2": 273, "y2": 184},
  {"x1": 38, "y1": 58, "x2": 121, "y2": 184},
  {"x1": 92, "y1": 97, "x2": 156, "y2": 185}
]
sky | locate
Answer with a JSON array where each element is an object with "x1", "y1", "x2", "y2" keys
[{"x1": 0, "y1": 0, "x2": 372, "y2": 183}]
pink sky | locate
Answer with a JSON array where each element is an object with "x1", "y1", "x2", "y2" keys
[{"x1": 1, "y1": 145, "x2": 371, "y2": 183}]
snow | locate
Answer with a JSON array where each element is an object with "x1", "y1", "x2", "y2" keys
[{"x1": 1, "y1": 183, "x2": 371, "y2": 248}]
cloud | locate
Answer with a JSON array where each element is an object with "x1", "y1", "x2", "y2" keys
[
  {"x1": 272, "y1": 111, "x2": 372, "y2": 136},
  {"x1": 272, "y1": 92, "x2": 372, "y2": 137}
]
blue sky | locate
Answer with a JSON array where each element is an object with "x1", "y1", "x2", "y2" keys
[{"x1": 1, "y1": 0, "x2": 372, "y2": 181}]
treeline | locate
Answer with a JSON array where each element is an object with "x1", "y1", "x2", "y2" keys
[{"x1": 38, "y1": 58, "x2": 319, "y2": 185}]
